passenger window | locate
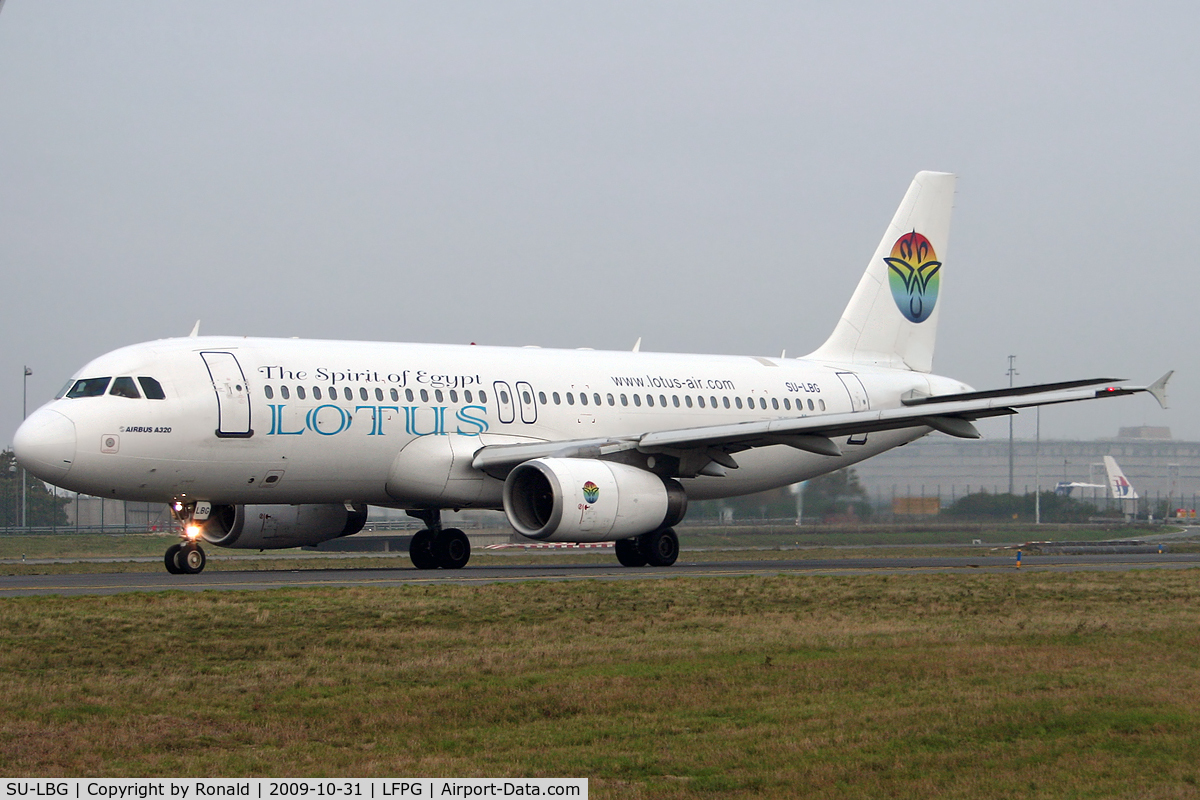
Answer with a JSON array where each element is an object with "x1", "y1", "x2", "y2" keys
[
  {"x1": 500, "y1": 390, "x2": 510, "y2": 404},
  {"x1": 538, "y1": 392, "x2": 547, "y2": 404},
  {"x1": 783, "y1": 398, "x2": 791, "y2": 411},
  {"x1": 759, "y1": 397, "x2": 767, "y2": 410},
  {"x1": 66, "y1": 377, "x2": 111, "y2": 398},
  {"x1": 771, "y1": 398, "x2": 779, "y2": 410},
  {"x1": 620, "y1": 394, "x2": 628, "y2": 407},
  {"x1": 479, "y1": 390, "x2": 487, "y2": 403},
  {"x1": 452, "y1": 390, "x2": 460, "y2": 403},
  {"x1": 360, "y1": 387, "x2": 369, "y2": 401},
  {"x1": 633, "y1": 395, "x2": 642, "y2": 407},
  {"x1": 819, "y1": 399, "x2": 826, "y2": 411},
  {"x1": 808, "y1": 399, "x2": 815, "y2": 411},
  {"x1": 138, "y1": 377, "x2": 166, "y2": 400},
  {"x1": 110, "y1": 377, "x2": 141, "y2": 399},
  {"x1": 722, "y1": 397, "x2": 730, "y2": 409},
  {"x1": 328, "y1": 386, "x2": 336, "y2": 399},
  {"x1": 734, "y1": 397, "x2": 743, "y2": 409},
  {"x1": 281, "y1": 386, "x2": 290, "y2": 400},
  {"x1": 405, "y1": 389, "x2": 415, "y2": 402},
  {"x1": 685, "y1": 396, "x2": 693, "y2": 408},
  {"x1": 672, "y1": 395, "x2": 680, "y2": 408},
  {"x1": 553, "y1": 392, "x2": 561, "y2": 405},
  {"x1": 314, "y1": 387, "x2": 323, "y2": 400},
  {"x1": 264, "y1": 385, "x2": 275, "y2": 400},
  {"x1": 420, "y1": 389, "x2": 429, "y2": 403},
  {"x1": 579, "y1": 392, "x2": 588, "y2": 406},
  {"x1": 607, "y1": 393, "x2": 615, "y2": 406},
  {"x1": 376, "y1": 388, "x2": 385, "y2": 402},
  {"x1": 593, "y1": 393, "x2": 601, "y2": 406},
  {"x1": 297, "y1": 386, "x2": 306, "y2": 400},
  {"x1": 566, "y1": 392, "x2": 574, "y2": 405},
  {"x1": 390, "y1": 388, "x2": 398, "y2": 402},
  {"x1": 659, "y1": 395, "x2": 666, "y2": 407},
  {"x1": 711, "y1": 396, "x2": 718, "y2": 408},
  {"x1": 464, "y1": 390, "x2": 473, "y2": 403},
  {"x1": 697, "y1": 396, "x2": 705, "y2": 408},
  {"x1": 524, "y1": 391, "x2": 533, "y2": 405},
  {"x1": 646, "y1": 395, "x2": 654, "y2": 407},
  {"x1": 435, "y1": 389, "x2": 444, "y2": 403},
  {"x1": 343, "y1": 387, "x2": 353, "y2": 401}
]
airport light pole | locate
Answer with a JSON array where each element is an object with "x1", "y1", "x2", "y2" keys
[
  {"x1": 1034, "y1": 406, "x2": 1041, "y2": 524},
  {"x1": 1006, "y1": 356, "x2": 1018, "y2": 495},
  {"x1": 21, "y1": 366, "x2": 30, "y2": 530}
]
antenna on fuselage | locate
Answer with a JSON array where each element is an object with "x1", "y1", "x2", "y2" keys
[
  {"x1": 188, "y1": 320, "x2": 201, "y2": 338},
  {"x1": 632, "y1": 337, "x2": 642, "y2": 352}
]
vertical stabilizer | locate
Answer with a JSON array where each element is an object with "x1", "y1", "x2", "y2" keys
[
  {"x1": 1104, "y1": 456, "x2": 1138, "y2": 500},
  {"x1": 806, "y1": 171, "x2": 956, "y2": 373}
]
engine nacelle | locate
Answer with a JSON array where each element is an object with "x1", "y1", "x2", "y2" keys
[
  {"x1": 503, "y1": 458, "x2": 687, "y2": 542},
  {"x1": 198, "y1": 504, "x2": 368, "y2": 549}
]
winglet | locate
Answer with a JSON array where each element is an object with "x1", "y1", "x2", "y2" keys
[
  {"x1": 1147, "y1": 370, "x2": 1172, "y2": 409},
  {"x1": 188, "y1": 320, "x2": 201, "y2": 338},
  {"x1": 632, "y1": 337, "x2": 642, "y2": 353}
]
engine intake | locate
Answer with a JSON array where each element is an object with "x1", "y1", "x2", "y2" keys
[
  {"x1": 198, "y1": 504, "x2": 368, "y2": 549},
  {"x1": 503, "y1": 458, "x2": 687, "y2": 542}
]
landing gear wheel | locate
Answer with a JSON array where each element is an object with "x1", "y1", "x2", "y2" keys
[
  {"x1": 409, "y1": 529, "x2": 439, "y2": 570},
  {"x1": 434, "y1": 528, "x2": 471, "y2": 569},
  {"x1": 615, "y1": 538, "x2": 648, "y2": 567},
  {"x1": 164, "y1": 544, "x2": 184, "y2": 574},
  {"x1": 179, "y1": 544, "x2": 206, "y2": 574},
  {"x1": 640, "y1": 528, "x2": 679, "y2": 567}
]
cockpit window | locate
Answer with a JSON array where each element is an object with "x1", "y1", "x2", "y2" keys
[
  {"x1": 109, "y1": 377, "x2": 141, "y2": 399},
  {"x1": 138, "y1": 377, "x2": 166, "y2": 400},
  {"x1": 66, "y1": 377, "x2": 111, "y2": 398},
  {"x1": 55, "y1": 380, "x2": 74, "y2": 400}
]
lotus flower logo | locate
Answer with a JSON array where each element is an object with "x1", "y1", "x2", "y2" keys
[
  {"x1": 885, "y1": 231, "x2": 941, "y2": 323},
  {"x1": 582, "y1": 481, "x2": 600, "y2": 503}
]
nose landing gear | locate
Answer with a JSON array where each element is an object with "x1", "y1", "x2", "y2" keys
[
  {"x1": 164, "y1": 503, "x2": 209, "y2": 574},
  {"x1": 164, "y1": 541, "x2": 207, "y2": 574}
]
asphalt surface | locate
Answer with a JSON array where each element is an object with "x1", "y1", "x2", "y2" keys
[{"x1": 4, "y1": 552, "x2": 1200, "y2": 596}]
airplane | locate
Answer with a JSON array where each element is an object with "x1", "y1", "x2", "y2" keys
[{"x1": 12, "y1": 171, "x2": 1172, "y2": 574}]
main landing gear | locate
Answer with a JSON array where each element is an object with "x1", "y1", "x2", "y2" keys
[
  {"x1": 406, "y1": 509, "x2": 471, "y2": 570},
  {"x1": 614, "y1": 527, "x2": 679, "y2": 567},
  {"x1": 164, "y1": 503, "x2": 208, "y2": 574}
]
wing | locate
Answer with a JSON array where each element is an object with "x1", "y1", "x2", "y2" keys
[{"x1": 470, "y1": 372, "x2": 1172, "y2": 477}]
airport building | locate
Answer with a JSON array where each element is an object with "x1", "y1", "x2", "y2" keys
[{"x1": 850, "y1": 427, "x2": 1200, "y2": 510}]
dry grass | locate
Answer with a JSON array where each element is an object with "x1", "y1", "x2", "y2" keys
[{"x1": 3, "y1": 572, "x2": 1200, "y2": 797}]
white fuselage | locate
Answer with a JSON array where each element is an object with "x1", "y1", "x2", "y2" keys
[{"x1": 16, "y1": 336, "x2": 971, "y2": 509}]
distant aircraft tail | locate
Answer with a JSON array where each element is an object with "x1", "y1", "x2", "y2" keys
[
  {"x1": 1104, "y1": 456, "x2": 1138, "y2": 500},
  {"x1": 806, "y1": 171, "x2": 956, "y2": 373}
]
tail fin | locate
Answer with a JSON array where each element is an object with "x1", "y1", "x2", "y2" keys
[
  {"x1": 1104, "y1": 456, "x2": 1138, "y2": 500},
  {"x1": 806, "y1": 171, "x2": 956, "y2": 373}
]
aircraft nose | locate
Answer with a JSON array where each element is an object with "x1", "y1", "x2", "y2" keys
[{"x1": 13, "y1": 408, "x2": 77, "y2": 484}]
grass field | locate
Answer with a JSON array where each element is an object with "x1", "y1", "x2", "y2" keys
[{"x1": 4, "y1": 571, "x2": 1200, "y2": 798}]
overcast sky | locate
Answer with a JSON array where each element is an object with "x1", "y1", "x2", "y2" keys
[{"x1": 0, "y1": 1, "x2": 1194, "y2": 446}]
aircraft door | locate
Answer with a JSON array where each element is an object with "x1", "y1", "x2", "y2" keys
[
  {"x1": 201, "y1": 352, "x2": 253, "y2": 438},
  {"x1": 836, "y1": 372, "x2": 869, "y2": 445},
  {"x1": 493, "y1": 381, "x2": 515, "y2": 424},
  {"x1": 515, "y1": 381, "x2": 537, "y2": 424}
]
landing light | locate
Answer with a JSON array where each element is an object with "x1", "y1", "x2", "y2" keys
[{"x1": 186, "y1": 525, "x2": 201, "y2": 540}]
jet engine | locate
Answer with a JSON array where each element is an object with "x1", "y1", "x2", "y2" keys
[
  {"x1": 503, "y1": 458, "x2": 687, "y2": 542},
  {"x1": 197, "y1": 504, "x2": 368, "y2": 549}
]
